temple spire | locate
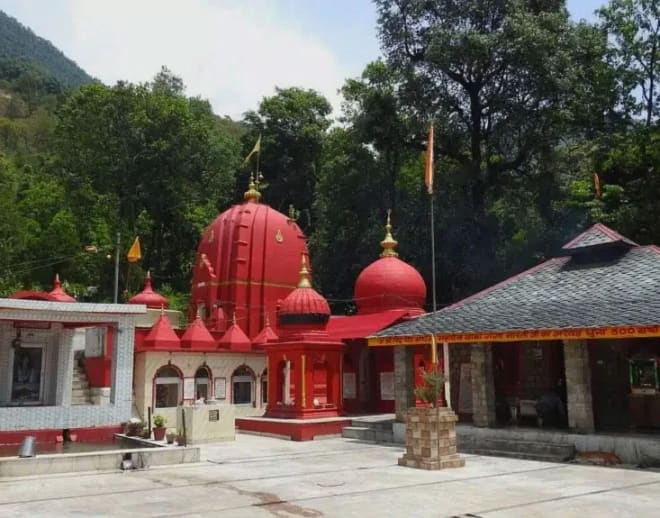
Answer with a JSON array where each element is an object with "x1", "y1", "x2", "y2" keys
[
  {"x1": 297, "y1": 253, "x2": 312, "y2": 288},
  {"x1": 380, "y1": 209, "x2": 399, "y2": 258}
]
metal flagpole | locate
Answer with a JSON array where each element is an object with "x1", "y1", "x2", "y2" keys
[{"x1": 113, "y1": 232, "x2": 120, "y2": 303}]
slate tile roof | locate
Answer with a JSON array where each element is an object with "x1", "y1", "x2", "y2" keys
[{"x1": 373, "y1": 225, "x2": 660, "y2": 339}]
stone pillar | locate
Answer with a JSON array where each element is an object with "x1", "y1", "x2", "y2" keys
[
  {"x1": 563, "y1": 340, "x2": 595, "y2": 433},
  {"x1": 471, "y1": 343, "x2": 496, "y2": 427},
  {"x1": 394, "y1": 346, "x2": 415, "y2": 422},
  {"x1": 55, "y1": 327, "x2": 75, "y2": 406}
]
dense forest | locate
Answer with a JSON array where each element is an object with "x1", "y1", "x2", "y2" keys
[
  {"x1": 0, "y1": 10, "x2": 94, "y2": 88},
  {"x1": 0, "y1": 0, "x2": 659, "y2": 317}
]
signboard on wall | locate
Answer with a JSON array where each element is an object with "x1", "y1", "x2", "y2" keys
[
  {"x1": 343, "y1": 372, "x2": 356, "y2": 399},
  {"x1": 379, "y1": 372, "x2": 395, "y2": 401},
  {"x1": 183, "y1": 378, "x2": 195, "y2": 400},
  {"x1": 214, "y1": 377, "x2": 226, "y2": 400},
  {"x1": 458, "y1": 363, "x2": 473, "y2": 414}
]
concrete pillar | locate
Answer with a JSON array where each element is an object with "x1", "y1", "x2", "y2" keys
[
  {"x1": 394, "y1": 346, "x2": 415, "y2": 422},
  {"x1": 55, "y1": 327, "x2": 75, "y2": 406},
  {"x1": 563, "y1": 340, "x2": 595, "y2": 433},
  {"x1": 471, "y1": 343, "x2": 496, "y2": 427}
]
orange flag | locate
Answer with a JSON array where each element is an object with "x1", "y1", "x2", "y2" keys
[
  {"x1": 127, "y1": 237, "x2": 142, "y2": 263},
  {"x1": 593, "y1": 173, "x2": 601, "y2": 199},
  {"x1": 425, "y1": 123, "x2": 434, "y2": 194}
]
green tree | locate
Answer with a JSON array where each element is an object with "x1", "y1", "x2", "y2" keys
[
  {"x1": 598, "y1": 0, "x2": 660, "y2": 125},
  {"x1": 242, "y1": 87, "x2": 332, "y2": 227}
]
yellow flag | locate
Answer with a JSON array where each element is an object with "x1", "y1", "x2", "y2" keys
[
  {"x1": 127, "y1": 237, "x2": 142, "y2": 263},
  {"x1": 243, "y1": 135, "x2": 261, "y2": 163}
]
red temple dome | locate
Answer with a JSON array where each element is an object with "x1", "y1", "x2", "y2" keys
[
  {"x1": 144, "y1": 313, "x2": 180, "y2": 349},
  {"x1": 190, "y1": 178, "x2": 308, "y2": 338},
  {"x1": 354, "y1": 211, "x2": 426, "y2": 314},
  {"x1": 278, "y1": 255, "x2": 330, "y2": 328},
  {"x1": 181, "y1": 316, "x2": 216, "y2": 349},
  {"x1": 218, "y1": 313, "x2": 251, "y2": 351},
  {"x1": 253, "y1": 315, "x2": 279, "y2": 345},
  {"x1": 49, "y1": 274, "x2": 76, "y2": 302},
  {"x1": 129, "y1": 271, "x2": 169, "y2": 309}
]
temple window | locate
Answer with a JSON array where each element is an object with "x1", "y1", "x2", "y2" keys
[
  {"x1": 195, "y1": 366, "x2": 211, "y2": 401},
  {"x1": 232, "y1": 365, "x2": 254, "y2": 405},
  {"x1": 154, "y1": 365, "x2": 181, "y2": 408}
]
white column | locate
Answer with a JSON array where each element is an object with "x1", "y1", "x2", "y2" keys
[
  {"x1": 55, "y1": 327, "x2": 75, "y2": 406},
  {"x1": 283, "y1": 360, "x2": 291, "y2": 404}
]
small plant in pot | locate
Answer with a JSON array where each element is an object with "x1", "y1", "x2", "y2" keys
[
  {"x1": 414, "y1": 368, "x2": 445, "y2": 407},
  {"x1": 152, "y1": 415, "x2": 167, "y2": 441},
  {"x1": 166, "y1": 431, "x2": 176, "y2": 444}
]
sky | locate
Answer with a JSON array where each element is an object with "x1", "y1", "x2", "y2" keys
[{"x1": 0, "y1": 0, "x2": 606, "y2": 119}]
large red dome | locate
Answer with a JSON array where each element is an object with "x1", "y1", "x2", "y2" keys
[
  {"x1": 354, "y1": 212, "x2": 426, "y2": 314},
  {"x1": 190, "y1": 182, "x2": 308, "y2": 339}
]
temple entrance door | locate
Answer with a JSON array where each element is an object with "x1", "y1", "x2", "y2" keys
[{"x1": 589, "y1": 341, "x2": 629, "y2": 431}]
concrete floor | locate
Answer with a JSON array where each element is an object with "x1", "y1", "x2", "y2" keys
[{"x1": 1, "y1": 434, "x2": 659, "y2": 517}]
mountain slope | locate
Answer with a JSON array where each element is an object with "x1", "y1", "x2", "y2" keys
[{"x1": 0, "y1": 10, "x2": 94, "y2": 89}]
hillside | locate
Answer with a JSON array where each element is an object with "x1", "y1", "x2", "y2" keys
[{"x1": 0, "y1": 10, "x2": 94, "y2": 89}]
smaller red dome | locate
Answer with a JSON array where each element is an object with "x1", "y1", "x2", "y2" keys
[
  {"x1": 278, "y1": 255, "x2": 330, "y2": 327},
  {"x1": 181, "y1": 316, "x2": 216, "y2": 349},
  {"x1": 129, "y1": 271, "x2": 169, "y2": 309},
  {"x1": 354, "y1": 212, "x2": 426, "y2": 314},
  {"x1": 144, "y1": 314, "x2": 180, "y2": 349},
  {"x1": 49, "y1": 274, "x2": 76, "y2": 302},
  {"x1": 218, "y1": 313, "x2": 251, "y2": 351},
  {"x1": 253, "y1": 315, "x2": 279, "y2": 345}
]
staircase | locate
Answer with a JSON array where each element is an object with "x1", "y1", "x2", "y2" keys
[
  {"x1": 467, "y1": 437, "x2": 575, "y2": 462},
  {"x1": 341, "y1": 416, "x2": 395, "y2": 443},
  {"x1": 71, "y1": 364, "x2": 93, "y2": 405}
]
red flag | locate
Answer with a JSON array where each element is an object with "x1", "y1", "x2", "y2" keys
[
  {"x1": 425, "y1": 124, "x2": 434, "y2": 195},
  {"x1": 593, "y1": 173, "x2": 601, "y2": 199}
]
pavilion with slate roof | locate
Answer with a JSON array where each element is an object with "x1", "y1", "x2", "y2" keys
[{"x1": 369, "y1": 224, "x2": 660, "y2": 434}]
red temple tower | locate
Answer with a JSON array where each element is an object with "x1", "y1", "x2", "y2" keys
[
  {"x1": 189, "y1": 177, "x2": 308, "y2": 339},
  {"x1": 264, "y1": 255, "x2": 344, "y2": 419}
]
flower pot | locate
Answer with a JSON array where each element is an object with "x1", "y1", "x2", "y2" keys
[
  {"x1": 166, "y1": 432, "x2": 176, "y2": 444},
  {"x1": 153, "y1": 426, "x2": 167, "y2": 441}
]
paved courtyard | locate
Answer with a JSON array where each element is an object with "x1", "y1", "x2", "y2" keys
[{"x1": 1, "y1": 434, "x2": 659, "y2": 517}]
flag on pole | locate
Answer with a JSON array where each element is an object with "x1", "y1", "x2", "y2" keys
[
  {"x1": 244, "y1": 135, "x2": 261, "y2": 163},
  {"x1": 593, "y1": 172, "x2": 601, "y2": 199},
  {"x1": 127, "y1": 237, "x2": 142, "y2": 263},
  {"x1": 425, "y1": 124, "x2": 434, "y2": 194}
]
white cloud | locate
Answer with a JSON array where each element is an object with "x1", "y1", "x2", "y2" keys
[{"x1": 63, "y1": 0, "x2": 347, "y2": 119}]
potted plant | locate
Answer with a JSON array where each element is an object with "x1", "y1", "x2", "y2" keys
[
  {"x1": 153, "y1": 415, "x2": 167, "y2": 441},
  {"x1": 399, "y1": 367, "x2": 464, "y2": 470},
  {"x1": 166, "y1": 431, "x2": 176, "y2": 444}
]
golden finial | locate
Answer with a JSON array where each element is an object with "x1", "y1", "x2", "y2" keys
[
  {"x1": 380, "y1": 209, "x2": 399, "y2": 258},
  {"x1": 244, "y1": 172, "x2": 261, "y2": 202},
  {"x1": 288, "y1": 204, "x2": 300, "y2": 221},
  {"x1": 297, "y1": 253, "x2": 312, "y2": 288}
]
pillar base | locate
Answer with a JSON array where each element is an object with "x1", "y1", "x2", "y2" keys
[{"x1": 398, "y1": 406, "x2": 465, "y2": 470}]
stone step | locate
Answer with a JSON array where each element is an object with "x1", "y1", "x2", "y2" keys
[
  {"x1": 342, "y1": 426, "x2": 393, "y2": 443},
  {"x1": 471, "y1": 448, "x2": 570, "y2": 463},
  {"x1": 475, "y1": 438, "x2": 575, "y2": 460},
  {"x1": 71, "y1": 396, "x2": 92, "y2": 405},
  {"x1": 72, "y1": 380, "x2": 89, "y2": 390},
  {"x1": 350, "y1": 420, "x2": 394, "y2": 432},
  {"x1": 342, "y1": 426, "x2": 375, "y2": 441}
]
